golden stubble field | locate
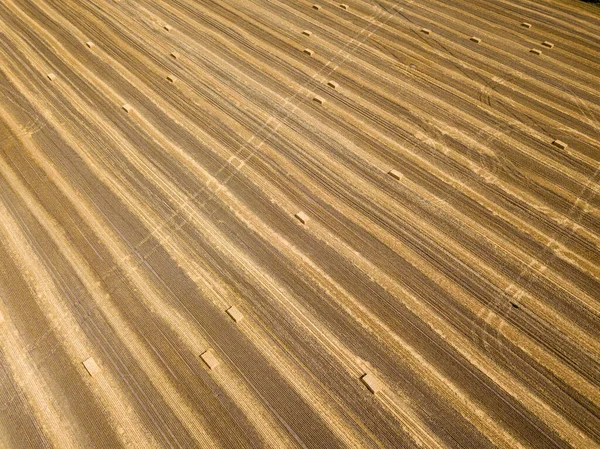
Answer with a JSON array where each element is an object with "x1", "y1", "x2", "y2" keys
[{"x1": 0, "y1": 0, "x2": 599, "y2": 447}]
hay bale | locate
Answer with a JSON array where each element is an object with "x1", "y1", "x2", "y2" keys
[
  {"x1": 388, "y1": 169, "x2": 402, "y2": 180},
  {"x1": 302, "y1": 30, "x2": 312, "y2": 36},
  {"x1": 206, "y1": 178, "x2": 221, "y2": 194},
  {"x1": 470, "y1": 37, "x2": 481, "y2": 44},
  {"x1": 86, "y1": 41, "x2": 95, "y2": 49},
  {"x1": 327, "y1": 80, "x2": 339, "y2": 89},
  {"x1": 47, "y1": 73, "x2": 57, "y2": 81},
  {"x1": 122, "y1": 104, "x2": 133, "y2": 113},
  {"x1": 312, "y1": 96, "x2": 324, "y2": 105},
  {"x1": 340, "y1": 3, "x2": 348, "y2": 9},
  {"x1": 361, "y1": 373, "x2": 382, "y2": 394},
  {"x1": 313, "y1": 4, "x2": 321, "y2": 10},
  {"x1": 166, "y1": 74, "x2": 176, "y2": 83},
  {"x1": 228, "y1": 156, "x2": 244, "y2": 170},
  {"x1": 421, "y1": 28, "x2": 431, "y2": 35},
  {"x1": 530, "y1": 48, "x2": 542, "y2": 55},
  {"x1": 83, "y1": 357, "x2": 100, "y2": 376},
  {"x1": 226, "y1": 306, "x2": 244, "y2": 323},
  {"x1": 295, "y1": 211, "x2": 309, "y2": 224},
  {"x1": 521, "y1": 22, "x2": 532, "y2": 29},
  {"x1": 200, "y1": 350, "x2": 220, "y2": 370},
  {"x1": 552, "y1": 139, "x2": 567, "y2": 150},
  {"x1": 170, "y1": 51, "x2": 180, "y2": 59},
  {"x1": 164, "y1": 24, "x2": 172, "y2": 31},
  {"x1": 542, "y1": 41, "x2": 554, "y2": 49},
  {"x1": 303, "y1": 48, "x2": 314, "y2": 56}
]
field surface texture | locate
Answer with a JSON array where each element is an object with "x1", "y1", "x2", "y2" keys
[{"x1": 0, "y1": 0, "x2": 599, "y2": 447}]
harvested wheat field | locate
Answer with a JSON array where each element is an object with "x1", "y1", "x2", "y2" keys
[{"x1": 0, "y1": 0, "x2": 599, "y2": 447}]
